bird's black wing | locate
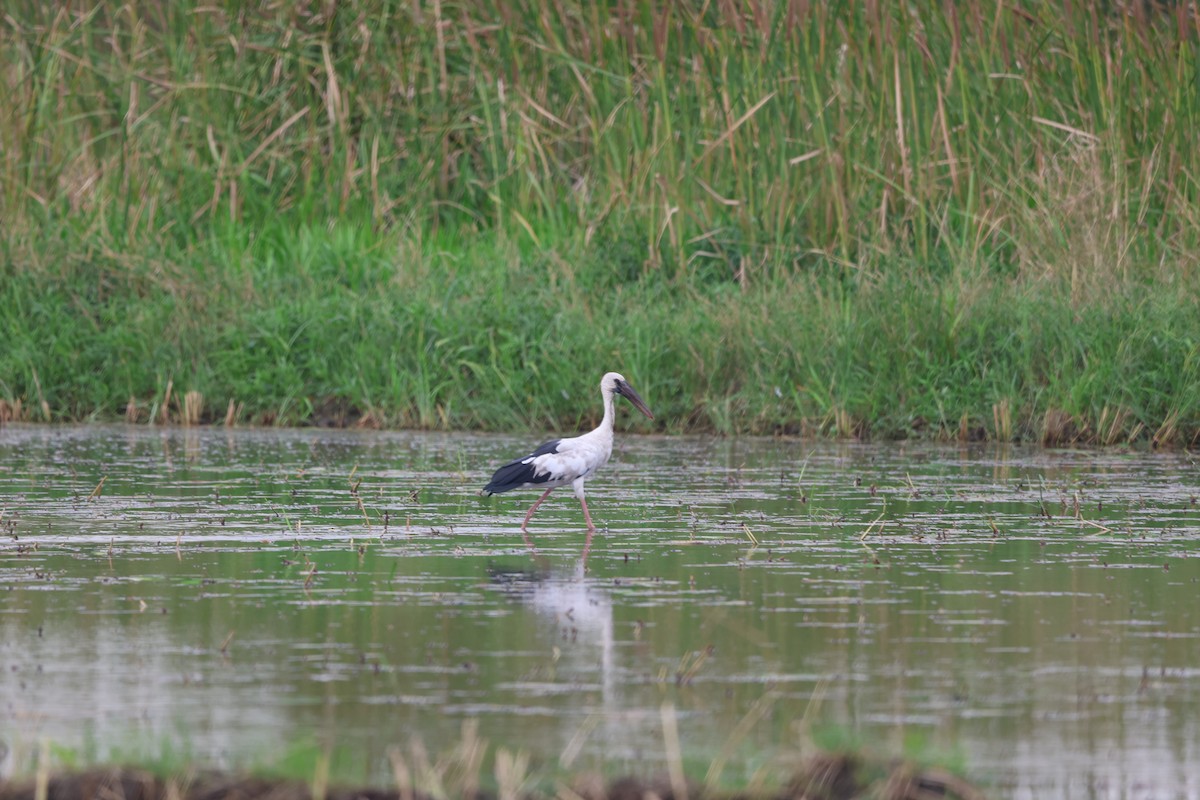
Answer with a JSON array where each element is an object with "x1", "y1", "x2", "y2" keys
[{"x1": 482, "y1": 439, "x2": 561, "y2": 495}]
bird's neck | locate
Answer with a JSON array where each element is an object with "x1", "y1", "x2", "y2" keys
[{"x1": 596, "y1": 388, "x2": 616, "y2": 438}]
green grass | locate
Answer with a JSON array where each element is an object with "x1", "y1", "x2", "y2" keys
[
  {"x1": 4, "y1": 724, "x2": 984, "y2": 800},
  {"x1": 2, "y1": 1, "x2": 1199, "y2": 443}
]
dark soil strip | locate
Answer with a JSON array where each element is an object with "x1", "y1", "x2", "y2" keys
[{"x1": 0, "y1": 755, "x2": 986, "y2": 800}]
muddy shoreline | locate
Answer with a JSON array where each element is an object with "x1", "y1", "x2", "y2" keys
[{"x1": 0, "y1": 756, "x2": 986, "y2": 800}]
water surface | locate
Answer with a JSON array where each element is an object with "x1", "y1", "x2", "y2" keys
[{"x1": 2, "y1": 425, "x2": 1198, "y2": 799}]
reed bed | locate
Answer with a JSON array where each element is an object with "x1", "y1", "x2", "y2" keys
[{"x1": 1, "y1": 1, "x2": 1198, "y2": 441}]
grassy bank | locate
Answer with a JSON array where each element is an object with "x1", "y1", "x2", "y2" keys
[{"x1": 2, "y1": 1, "x2": 1199, "y2": 442}]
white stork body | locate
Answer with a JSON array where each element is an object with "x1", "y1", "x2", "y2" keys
[{"x1": 483, "y1": 372, "x2": 654, "y2": 541}]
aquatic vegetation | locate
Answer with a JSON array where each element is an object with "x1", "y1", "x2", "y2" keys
[
  {"x1": 1, "y1": 2, "x2": 1199, "y2": 440},
  {"x1": 0, "y1": 750, "x2": 989, "y2": 800}
]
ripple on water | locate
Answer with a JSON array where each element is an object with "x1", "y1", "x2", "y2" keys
[{"x1": 1, "y1": 425, "x2": 1199, "y2": 798}]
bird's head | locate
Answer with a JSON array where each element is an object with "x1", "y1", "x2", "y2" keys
[{"x1": 602, "y1": 372, "x2": 654, "y2": 420}]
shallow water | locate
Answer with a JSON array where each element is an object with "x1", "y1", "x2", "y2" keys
[{"x1": 1, "y1": 424, "x2": 1198, "y2": 799}]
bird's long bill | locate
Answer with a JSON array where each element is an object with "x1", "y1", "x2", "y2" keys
[{"x1": 620, "y1": 382, "x2": 655, "y2": 420}]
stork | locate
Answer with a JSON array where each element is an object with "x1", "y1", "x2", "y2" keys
[{"x1": 482, "y1": 372, "x2": 654, "y2": 546}]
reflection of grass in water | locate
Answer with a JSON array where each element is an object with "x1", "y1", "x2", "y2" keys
[{"x1": 24, "y1": 727, "x2": 199, "y2": 781}]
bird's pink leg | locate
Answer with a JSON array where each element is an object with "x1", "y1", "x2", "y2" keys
[
  {"x1": 579, "y1": 495, "x2": 596, "y2": 533},
  {"x1": 521, "y1": 488, "x2": 555, "y2": 532},
  {"x1": 579, "y1": 499, "x2": 596, "y2": 567}
]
